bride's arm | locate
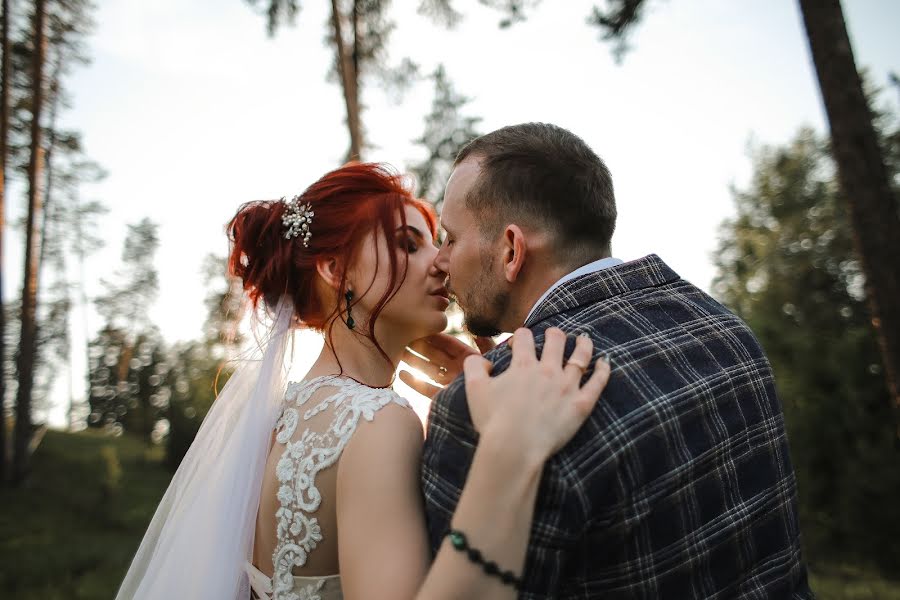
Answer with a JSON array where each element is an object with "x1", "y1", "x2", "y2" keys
[
  {"x1": 337, "y1": 328, "x2": 610, "y2": 600},
  {"x1": 337, "y1": 408, "x2": 542, "y2": 600},
  {"x1": 415, "y1": 420, "x2": 546, "y2": 599},
  {"x1": 336, "y1": 403, "x2": 430, "y2": 600}
]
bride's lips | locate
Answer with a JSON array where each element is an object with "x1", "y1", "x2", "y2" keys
[{"x1": 429, "y1": 286, "x2": 451, "y2": 308}]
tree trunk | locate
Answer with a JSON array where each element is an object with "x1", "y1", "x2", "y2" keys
[
  {"x1": 0, "y1": 0, "x2": 10, "y2": 483},
  {"x1": 798, "y1": 0, "x2": 900, "y2": 430},
  {"x1": 38, "y1": 48, "x2": 61, "y2": 273},
  {"x1": 329, "y1": 0, "x2": 363, "y2": 161},
  {"x1": 13, "y1": 0, "x2": 48, "y2": 483},
  {"x1": 72, "y1": 189, "x2": 90, "y2": 431}
]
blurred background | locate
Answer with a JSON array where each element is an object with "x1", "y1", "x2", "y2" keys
[{"x1": 0, "y1": 0, "x2": 898, "y2": 598}]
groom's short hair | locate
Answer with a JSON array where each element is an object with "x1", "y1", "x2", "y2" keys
[{"x1": 455, "y1": 122, "x2": 617, "y2": 263}]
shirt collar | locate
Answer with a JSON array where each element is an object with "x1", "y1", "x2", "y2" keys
[{"x1": 524, "y1": 257, "x2": 624, "y2": 324}]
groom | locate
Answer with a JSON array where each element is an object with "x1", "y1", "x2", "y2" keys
[{"x1": 404, "y1": 123, "x2": 813, "y2": 598}]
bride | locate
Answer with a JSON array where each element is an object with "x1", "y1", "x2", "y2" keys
[{"x1": 116, "y1": 162, "x2": 610, "y2": 600}]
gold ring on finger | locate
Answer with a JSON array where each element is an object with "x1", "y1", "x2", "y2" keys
[{"x1": 437, "y1": 365, "x2": 448, "y2": 380}]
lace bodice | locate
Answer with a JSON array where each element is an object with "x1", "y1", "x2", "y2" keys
[{"x1": 268, "y1": 375, "x2": 409, "y2": 600}]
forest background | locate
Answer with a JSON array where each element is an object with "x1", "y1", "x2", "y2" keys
[{"x1": 0, "y1": 1, "x2": 898, "y2": 598}]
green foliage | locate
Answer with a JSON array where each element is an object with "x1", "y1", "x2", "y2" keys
[
  {"x1": 478, "y1": 0, "x2": 541, "y2": 28},
  {"x1": 94, "y1": 218, "x2": 159, "y2": 330},
  {"x1": 165, "y1": 341, "x2": 232, "y2": 471},
  {"x1": 246, "y1": 0, "x2": 301, "y2": 35},
  {"x1": 408, "y1": 64, "x2": 481, "y2": 210},
  {"x1": 247, "y1": 0, "x2": 423, "y2": 158},
  {"x1": 417, "y1": 0, "x2": 462, "y2": 28},
  {"x1": 0, "y1": 0, "x2": 106, "y2": 432},
  {"x1": 713, "y1": 127, "x2": 900, "y2": 573},
  {"x1": 809, "y1": 563, "x2": 900, "y2": 600},
  {"x1": 85, "y1": 250, "x2": 243, "y2": 467},
  {"x1": 99, "y1": 444, "x2": 122, "y2": 499},
  {"x1": 87, "y1": 220, "x2": 169, "y2": 444},
  {"x1": 586, "y1": 0, "x2": 646, "y2": 60},
  {"x1": 441, "y1": 0, "x2": 647, "y2": 60},
  {"x1": 86, "y1": 326, "x2": 171, "y2": 443},
  {"x1": 164, "y1": 254, "x2": 242, "y2": 470},
  {"x1": 0, "y1": 429, "x2": 170, "y2": 599}
]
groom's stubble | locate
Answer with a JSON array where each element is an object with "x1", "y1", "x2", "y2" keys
[{"x1": 453, "y1": 245, "x2": 510, "y2": 338}]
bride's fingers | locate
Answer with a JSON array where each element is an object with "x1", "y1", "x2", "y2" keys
[
  {"x1": 463, "y1": 354, "x2": 492, "y2": 388},
  {"x1": 429, "y1": 334, "x2": 475, "y2": 358},
  {"x1": 398, "y1": 370, "x2": 442, "y2": 399},
  {"x1": 405, "y1": 338, "x2": 450, "y2": 364},
  {"x1": 473, "y1": 335, "x2": 496, "y2": 354},
  {"x1": 401, "y1": 347, "x2": 434, "y2": 373},
  {"x1": 574, "y1": 359, "x2": 611, "y2": 415},
  {"x1": 402, "y1": 354, "x2": 448, "y2": 383},
  {"x1": 564, "y1": 334, "x2": 594, "y2": 379},
  {"x1": 510, "y1": 328, "x2": 537, "y2": 368},
  {"x1": 540, "y1": 328, "x2": 566, "y2": 366}
]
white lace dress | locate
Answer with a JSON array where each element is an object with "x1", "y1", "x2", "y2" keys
[{"x1": 247, "y1": 375, "x2": 411, "y2": 600}]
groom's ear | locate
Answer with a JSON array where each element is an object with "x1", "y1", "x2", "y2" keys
[{"x1": 502, "y1": 224, "x2": 527, "y2": 283}]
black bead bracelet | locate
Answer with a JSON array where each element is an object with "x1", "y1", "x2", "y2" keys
[{"x1": 446, "y1": 529, "x2": 523, "y2": 590}]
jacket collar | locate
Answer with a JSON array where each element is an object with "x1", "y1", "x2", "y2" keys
[{"x1": 524, "y1": 254, "x2": 680, "y2": 327}]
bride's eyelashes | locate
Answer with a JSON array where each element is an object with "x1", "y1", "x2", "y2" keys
[
  {"x1": 394, "y1": 228, "x2": 435, "y2": 254},
  {"x1": 392, "y1": 233, "x2": 419, "y2": 253}
]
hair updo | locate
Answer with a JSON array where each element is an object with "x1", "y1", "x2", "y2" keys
[{"x1": 227, "y1": 162, "x2": 437, "y2": 342}]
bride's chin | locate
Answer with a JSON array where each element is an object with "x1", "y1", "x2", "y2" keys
[{"x1": 416, "y1": 313, "x2": 448, "y2": 338}]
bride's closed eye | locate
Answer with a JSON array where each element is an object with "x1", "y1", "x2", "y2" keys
[{"x1": 395, "y1": 225, "x2": 427, "y2": 254}]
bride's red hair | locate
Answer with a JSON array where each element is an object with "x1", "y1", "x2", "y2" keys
[{"x1": 227, "y1": 163, "x2": 437, "y2": 352}]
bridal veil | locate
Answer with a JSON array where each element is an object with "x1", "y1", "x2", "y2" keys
[{"x1": 115, "y1": 298, "x2": 294, "y2": 600}]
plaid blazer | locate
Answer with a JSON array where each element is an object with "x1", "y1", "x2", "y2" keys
[{"x1": 421, "y1": 255, "x2": 812, "y2": 599}]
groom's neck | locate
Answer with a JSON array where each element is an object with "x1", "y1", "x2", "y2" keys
[
  {"x1": 506, "y1": 261, "x2": 573, "y2": 331},
  {"x1": 506, "y1": 251, "x2": 611, "y2": 331}
]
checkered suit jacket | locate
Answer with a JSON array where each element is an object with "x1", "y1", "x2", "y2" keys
[{"x1": 421, "y1": 255, "x2": 812, "y2": 599}]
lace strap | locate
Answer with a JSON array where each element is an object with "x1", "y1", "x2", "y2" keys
[
  {"x1": 283, "y1": 375, "x2": 410, "y2": 412},
  {"x1": 245, "y1": 562, "x2": 273, "y2": 600}
]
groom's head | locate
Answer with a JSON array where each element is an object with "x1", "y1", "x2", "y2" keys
[{"x1": 435, "y1": 122, "x2": 617, "y2": 336}]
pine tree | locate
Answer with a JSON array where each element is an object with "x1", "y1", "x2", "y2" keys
[
  {"x1": 88, "y1": 219, "x2": 166, "y2": 446},
  {"x1": 0, "y1": 0, "x2": 12, "y2": 484},
  {"x1": 713, "y1": 123, "x2": 900, "y2": 570},
  {"x1": 247, "y1": 0, "x2": 418, "y2": 161},
  {"x1": 408, "y1": 64, "x2": 481, "y2": 211},
  {"x1": 12, "y1": 0, "x2": 48, "y2": 483}
]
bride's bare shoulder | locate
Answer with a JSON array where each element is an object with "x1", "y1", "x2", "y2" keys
[{"x1": 337, "y1": 397, "x2": 423, "y2": 483}]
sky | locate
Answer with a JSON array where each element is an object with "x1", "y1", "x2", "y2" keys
[{"x1": 6, "y1": 0, "x2": 898, "y2": 426}]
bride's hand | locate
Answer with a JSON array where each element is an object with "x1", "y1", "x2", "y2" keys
[
  {"x1": 399, "y1": 333, "x2": 496, "y2": 399},
  {"x1": 464, "y1": 327, "x2": 610, "y2": 460}
]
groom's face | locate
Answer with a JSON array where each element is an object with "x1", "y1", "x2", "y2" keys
[{"x1": 435, "y1": 158, "x2": 510, "y2": 337}]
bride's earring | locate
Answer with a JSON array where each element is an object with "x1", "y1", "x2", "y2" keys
[{"x1": 345, "y1": 290, "x2": 355, "y2": 330}]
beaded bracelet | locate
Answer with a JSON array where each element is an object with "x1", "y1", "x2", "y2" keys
[{"x1": 446, "y1": 529, "x2": 523, "y2": 590}]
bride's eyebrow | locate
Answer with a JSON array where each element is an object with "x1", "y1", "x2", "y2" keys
[{"x1": 395, "y1": 225, "x2": 425, "y2": 240}]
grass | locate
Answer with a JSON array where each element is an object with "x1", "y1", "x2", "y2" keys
[
  {"x1": 1, "y1": 429, "x2": 899, "y2": 599},
  {"x1": 0, "y1": 429, "x2": 170, "y2": 599},
  {"x1": 809, "y1": 562, "x2": 900, "y2": 600}
]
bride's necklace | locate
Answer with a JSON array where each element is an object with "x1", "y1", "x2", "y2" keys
[{"x1": 334, "y1": 372, "x2": 395, "y2": 389}]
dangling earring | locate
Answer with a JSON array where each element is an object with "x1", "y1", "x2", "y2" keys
[{"x1": 345, "y1": 290, "x2": 355, "y2": 330}]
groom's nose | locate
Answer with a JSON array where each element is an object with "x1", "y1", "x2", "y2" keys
[
  {"x1": 428, "y1": 259, "x2": 446, "y2": 279},
  {"x1": 433, "y1": 243, "x2": 450, "y2": 275}
]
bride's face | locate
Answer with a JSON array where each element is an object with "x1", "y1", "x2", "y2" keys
[{"x1": 348, "y1": 204, "x2": 448, "y2": 343}]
